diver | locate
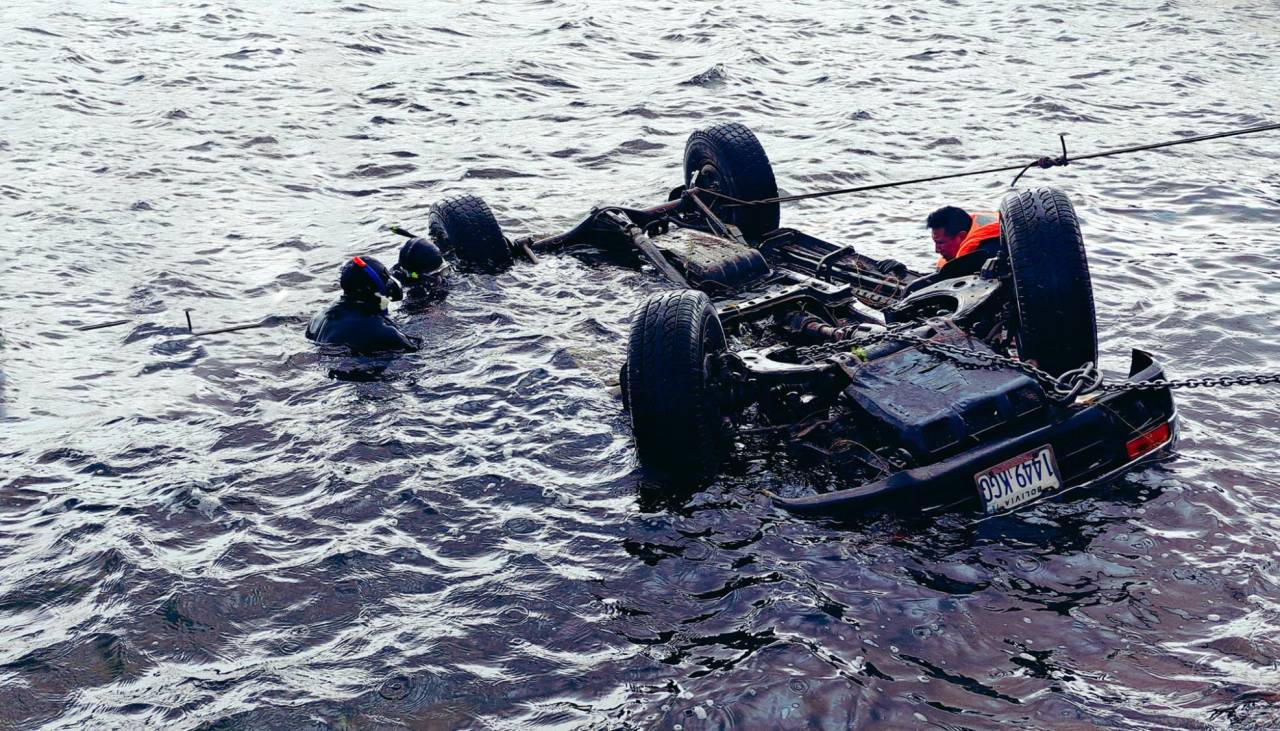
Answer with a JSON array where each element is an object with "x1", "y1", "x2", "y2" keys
[
  {"x1": 927, "y1": 205, "x2": 1001, "y2": 268},
  {"x1": 306, "y1": 256, "x2": 420, "y2": 354},
  {"x1": 391, "y1": 237, "x2": 449, "y2": 298}
]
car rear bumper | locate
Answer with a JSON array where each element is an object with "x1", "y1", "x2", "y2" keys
[{"x1": 770, "y1": 349, "x2": 1177, "y2": 514}]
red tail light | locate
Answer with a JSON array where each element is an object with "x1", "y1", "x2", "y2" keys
[{"x1": 1125, "y1": 422, "x2": 1171, "y2": 460}]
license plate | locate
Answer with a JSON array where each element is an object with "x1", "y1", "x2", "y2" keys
[{"x1": 975, "y1": 445, "x2": 1062, "y2": 513}]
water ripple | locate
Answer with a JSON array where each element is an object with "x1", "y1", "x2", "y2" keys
[{"x1": 1, "y1": 0, "x2": 1279, "y2": 728}]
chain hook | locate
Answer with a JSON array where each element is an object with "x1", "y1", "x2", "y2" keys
[{"x1": 1051, "y1": 362, "x2": 1102, "y2": 402}]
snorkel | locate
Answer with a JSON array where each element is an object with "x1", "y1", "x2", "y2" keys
[{"x1": 352, "y1": 256, "x2": 392, "y2": 312}]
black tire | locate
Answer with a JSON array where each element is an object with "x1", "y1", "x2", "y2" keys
[
  {"x1": 428, "y1": 195, "x2": 511, "y2": 270},
  {"x1": 683, "y1": 123, "x2": 780, "y2": 243},
  {"x1": 999, "y1": 187, "x2": 1098, "y2": 377},
  {"x1": 626, "y1": 290, "x2": 728, "y2": 483}
]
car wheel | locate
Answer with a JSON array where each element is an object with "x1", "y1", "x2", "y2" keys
[
  {"x1": 428, "y1": 195, "x2": 512, "y2": 270},
  {"x1": 999, "y1": 186, "x2": 1098, "y2": 377},
  {"x1": 683, "y1": 122, "x2": 780, "y2": 243},
  {"x1": 626, "y1": 289, "x2": 729, "y2": 483}
]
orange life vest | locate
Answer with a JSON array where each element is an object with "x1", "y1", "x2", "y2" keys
[{"x1": 936, "y1": 211, "x2": 1001, "y2": 268}]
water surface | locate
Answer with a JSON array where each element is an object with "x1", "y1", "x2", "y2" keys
[{"x1": 2, "y1": 1, "x2": 1279, "y2": 728}]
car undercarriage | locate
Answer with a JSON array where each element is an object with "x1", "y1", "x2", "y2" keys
[{"x1": 420, "y1": 122, "x2": 1178, "y2": 516}]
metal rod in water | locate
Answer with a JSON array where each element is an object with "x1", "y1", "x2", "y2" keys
[
  {"x1": 76, "y1": 319, "x2": 132, "y2": 332},
  {"x1": 184, "y1": 308, "x2": 270, "y2": 337},
  {"x1": 190, "y1": 322, "x2": 270, "y2": 337}
]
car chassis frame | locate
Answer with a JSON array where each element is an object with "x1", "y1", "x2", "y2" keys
[{"x1": 436, "y1": 127, "x2": 1178, "y2": 517}]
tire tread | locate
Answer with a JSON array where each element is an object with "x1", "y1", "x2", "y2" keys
[
  {"x1": 626, "y1": 290, "x2": 726, "y2": 481},
  {"x1": 430, "y1": 194, "x2": 510, "y2": 267},
  {"x1": 684, "y1": 122, "x2": 780, "y2": 242},
  {"x1": 999, "y1": 187, "x2": 1098, "y2": 376}
]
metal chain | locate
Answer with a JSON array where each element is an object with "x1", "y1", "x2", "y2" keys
[
  {"x1": 793, "y1": 328, "x2": 894, "y2": 362},
  {"x1": 796, "y1": 329, "x2": 1280, "y2": 403},
  {"x1": 795, "y1": 328, "x2": 1069, "y2": 396},
  {"x1": 1099, "y1": 373, "x2": 1280, "y2": 392}
]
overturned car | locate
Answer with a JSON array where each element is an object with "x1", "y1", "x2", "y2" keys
[{"x1": 421, "y1": 123, "x2": 1177, "y2": 515}]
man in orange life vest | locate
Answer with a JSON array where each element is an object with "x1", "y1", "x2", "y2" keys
[{"x1": 927, "y1": 206, "x2": 1002, "y2": 269}]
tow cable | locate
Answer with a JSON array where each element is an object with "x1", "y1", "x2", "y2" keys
[{"x1": 698, "y1": 120, "x2": 1280, "y2": 206}]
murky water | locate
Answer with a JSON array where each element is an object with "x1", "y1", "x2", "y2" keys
[{"x1": 2, "y1": 1, "x2": 1280, "y2": 728}]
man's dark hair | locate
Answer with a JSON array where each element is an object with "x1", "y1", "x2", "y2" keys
[{"x1": 926, "y1": 206, "x2": 971, "y2": 236}]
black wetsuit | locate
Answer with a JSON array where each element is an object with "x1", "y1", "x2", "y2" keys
[{"x1": 305, "y1": 297, "x2": 419, "y2": 354}]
